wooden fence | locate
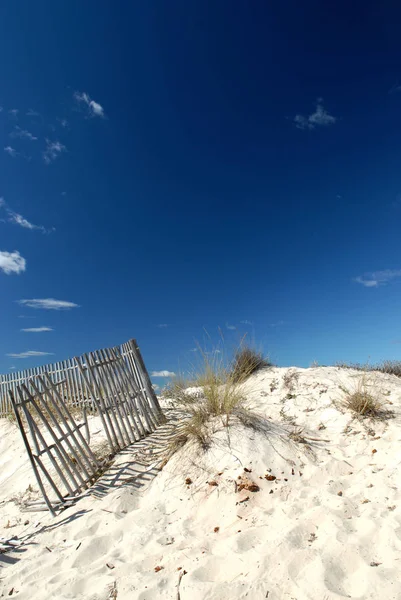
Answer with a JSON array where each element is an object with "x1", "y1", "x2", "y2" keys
[
  {"x1": 5, "y1": 339, "x2": 164, "y2": 514},
  {"x1": 0, "y1": 339, "x2": 161, "y2": 418}
]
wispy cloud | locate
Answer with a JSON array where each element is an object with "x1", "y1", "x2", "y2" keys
[
  {"x1": 57, "y1": 118, "x2": 69, "y2": 128},
  {"x1": 8, "y1": 211, "x2": 53, "y2": 233},
  {"x1": 354, "y1": 269, "x2": 401, "y2": 288},
  {"x1": 10, "y1": 126, "x2": 37, "y2": 141},
  {"x1": 21, "y1": 327, "x2": 53, "y2": 333},
  {"x1": 6, "y1": 350, "x2": 54, "y2": 359},
  {"x1": 226, "y1": 323, "x2": 237, "y2": 330},
  {"x1": 240, "y1": 320, "x2": 253, "y2": 326},
  {"x1": 43, "y1": 139, "x2": 66, "y2": 164},
  {"x1": 26, "y1": 109, "x2": 40, "y2": 117},
  {"x1": 18, "y1": 298, "x2": 79, "y2": 310},
  {"x1": 0, "y1": 250, "x2": 26, "y2": 275},
  {"x1": 0, "y1": 198, "x2": 53, "y2": 233},
  {"x1": 294, "y1": 98, "x2": 337, "y2": 130},
  {"x1": 151, "y1": 370, "x2": 176, "y2": 377},
  {"x1": 270, "y1": 320, "x2": 284, "y2": 327},
  {"x1": 4, "y1": 146, "x2": 18, "y2": 158},
  {"x1": 157, "y1": 324, "x2": 169, "y2": 328},
  {"x1": 74, "y1": 91, "x2": 105, "y2": 118},
  {"x1": 190, "y1": 348, "x2": 198, "y2": 352},
  {"x1": 8, "y1": 109, "x2": 19, "y2": 118},
  {"x1": 389, "y1": 83, "x2": 401, "y2": 94}
]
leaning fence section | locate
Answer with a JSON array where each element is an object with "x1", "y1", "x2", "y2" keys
[
  {"x1": 0, "y1": 339, "x2": 160, "y2": 418},
  {"x1": 4, "y1": 338, "x2": 164, "y2": 515}
]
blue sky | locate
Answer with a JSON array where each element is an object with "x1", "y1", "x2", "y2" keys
[{"x1": 1, "y1": 1, "x2": 401, "y2": 384}]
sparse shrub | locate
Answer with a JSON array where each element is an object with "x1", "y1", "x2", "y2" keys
[
  {"x1": 377, "y1": 360, "x2": 401, "y2": 378},
  {"x1": 341, "y1": 375, "x2": 393, "y2": 419},
  {"x1": 230, "y1": 345, "x2": 272, "y2": 384},
  {"x1": 336, "y1": 360, "x2": 401, "y2": 378},
  {"x1": 283, "y1": 369, "x2": 299, "y2": 391}
]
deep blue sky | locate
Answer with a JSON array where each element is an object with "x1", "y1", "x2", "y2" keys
[{"x1": 1, "y1": 1, "x2": 401, "y2": 382}]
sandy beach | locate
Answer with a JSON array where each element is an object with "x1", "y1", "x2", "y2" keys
[{"x1": 1, "y1": 366, "x2": 401, "y2": 599}]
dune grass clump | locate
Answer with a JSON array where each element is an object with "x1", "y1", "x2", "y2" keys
[
  {"x1": 230, "y1": 345, "x2": 272, "y2": 384},
  {"x1": 343, "y1": 388, "x2": 383, "y2": 417},
  {"x1": 340, "y1": 375, "x2": 393, "y2": 420},
  {"x1": 165, "y1": 345, "x2": 264, "y2": 458}
]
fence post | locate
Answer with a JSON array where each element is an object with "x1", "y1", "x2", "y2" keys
[{"x1": 129, "y1": 339, "x2": 164, "y2": 420}]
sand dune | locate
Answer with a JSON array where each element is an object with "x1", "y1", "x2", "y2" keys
[{"x1": 1, "y1": 366, "x2": 401, "y2": 599}]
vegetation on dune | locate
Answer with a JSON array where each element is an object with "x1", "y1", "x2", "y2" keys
[
  {"x1": 163, "y1": 342, "x2": 272, "y2": 457},
  {"x1": 336, "y1": 360, "x2": 401, "y2": 378},
  {"x1": 339, "y1": 373, "x2": 394, "y2": 420},
  {"x1": 230, "y1": 345, "x2": 273, "y2": 383}
]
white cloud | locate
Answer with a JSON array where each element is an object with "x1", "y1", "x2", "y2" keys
[
  {"x1": 74, "y1": 91, "x2": 105, "y2": 118},
  {"x1": 240, "y1": 320, "x2": 253, "y2": 326},
  {"x1": 226, "y1": 323, "x2": 236, "y2": 330},
  {"x1": 294, "y1": 98, "x2": 337, "y2": 130},
  {"x1": 6, "y1": 350, "x2": 54, "y2": 359},
  {"x1": 18, "y1": 298, "x2": 79, "y2": 310},
  {"x1": 151, "y1": 370, "x2": 176, "y2": 377},
  {"x1": 0, "y1": 198, "x2": 53, "y2": 233},
  {"x1": 21, "y1": 327, "x2": 53, "y2": 332},
  {"x1": 57, "y1": 118, "x2": 68, "y2": 128},
  {"x1": 9, "y1": 366, "x2": 16, "y2": 370},
  {"x1": 43, "y1": 139, "x2": 66, "y2": 164},
  {"x1": 10, "y1": 126, "x2": 37, "y2": 141},
  {"x1": 26, "y1": 109, "x2": 40, "y2": 117},
  {"x1": 0, "y1": 251, "x2": 26, "y2": 275},
  {"x1": 190, "y1": 348, "x2": 198, "y2": 352},
  {"x1": 270, "y1": 320, "x2": 284, "y2": 327},
  {"x1": 8, "y1": 109, "x2": 19, "y2": 118},
  {"x1": 354, "y1": 269, "x2": 401, "y2": 288},
  {"x1": 7, "y1": 211, "x2": 52, "y2": 233},
  {"x1": 4, "y1": 146, "x2": 17, "y2": 158},
  {"x1": 157, "y1": 324, "x2": 169, "y2": 328}
]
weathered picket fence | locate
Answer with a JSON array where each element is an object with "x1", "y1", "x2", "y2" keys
[
  {"x1": 1, "y1": 339, "x2": 164, "y2": 515},
  {"x1": 0, "y1": 339, "x2": 159, "y2": 417}
]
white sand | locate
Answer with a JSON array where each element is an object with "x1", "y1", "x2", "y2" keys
[{"x1": 1, "y1": 366, "x2": 401, "y2": 599}]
